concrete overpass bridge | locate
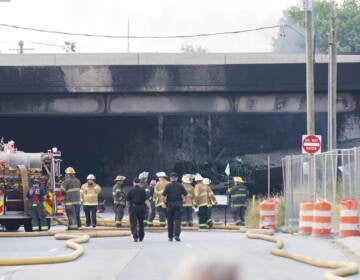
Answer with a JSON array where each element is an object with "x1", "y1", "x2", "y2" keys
[
  {"x1": 0, "y1": 53, "x2": 359, "y2": 116},
  {"x1": 1, "y1": 53, "x2": 360, "y2": 189}
]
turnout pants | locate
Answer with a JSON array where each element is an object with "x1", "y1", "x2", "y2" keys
[
  {"x1": 231, "y1": 206, "x2": 246, "y2": 225},
  {"x1": 30, "y1": 202, "x2": 48, "y2": 231},
  {"x1": 74, "y1": 204, "x2": 81, "y2": 228},
  {"x1": 114, "y1": 203, "x2": 125, "y2": 226},
  {"x1": 206, "y1": 206, "x2": 214, "y2": 228},
  {"x1": 65, "y1": 204, "x2": 78, "y2": 230},
  {"x1": 182, "y1": 206, "x2": 193, "y2": 226},
  {"x1": 84, "y1": 205, "x2": 97, "y2": 226},
  {"x1": 144, "y1": 201, "x2": 155, "y2": 226},
  {"x1": 129, "y1": 205, "x2": 146, "y2": 240},
  {"x1": 167, "y1": 201, "x2": 183, "y2": 238},
  {"x1": 198, "y1": 206, "x2": 209, "y2": 229},
  {"x1": 156, "y1": 206, "x2": 167, "y2": 226}
]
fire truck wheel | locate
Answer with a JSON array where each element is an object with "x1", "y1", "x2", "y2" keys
[{"x1": 4, "y1": 224, "x2": 20, "y2": 231}]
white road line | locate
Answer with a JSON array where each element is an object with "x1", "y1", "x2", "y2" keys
[
  {"x1": 185, "y1": 243, "x2": 193, "y2": 249},
  {"x1": 48, "y1": 248, "x2": 59, "y2": 252}
]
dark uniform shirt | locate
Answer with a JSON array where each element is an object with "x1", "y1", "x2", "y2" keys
[
  {"x1": 163, "y1": 182, "x2": 187, "y2": 203},
  {"x1": 126, "y1": 186, "x2": 147, "y2": 206}
]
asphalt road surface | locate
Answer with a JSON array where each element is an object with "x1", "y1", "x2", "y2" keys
[{"x1": 0, "y1": 229, "x2": 358, "y2": 280}]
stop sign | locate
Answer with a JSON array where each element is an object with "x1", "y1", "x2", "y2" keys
[{"x1": 302, "y1": 135, "x2": 322, "y2": 154}]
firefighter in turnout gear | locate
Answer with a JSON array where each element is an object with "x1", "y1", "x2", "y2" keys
[
  {"x1": 81, "y1": 174, "x2": 102, "y2": 227},
  {"x1": 194, "y1": 174, "x2": 211, "y2": 229},
  {"x1": 147, "y1": 179, "x2": 156, "y2": 226},
  {"x1": 61, "y1": 167, "x2": 81, "y2": 230},
  {"x1": 181, "y1": 174, "x2": 195, "y2": 226},
  {"x1": 26, "y1": 179, "x2": 48, "y2": 231},
  {"x1": 138, "y1": 171, "x2": 155, "y2": 227},
  {"x1": 154, "y1": 171, "x2": 168, "y2": 227},
  {"x1": 112, "y1": 175, "x2": 126, "y2": 227},
  {"x1": 204, "y1": 178, "x2": 217, "y2": 228},
  {"x1": 228, "y1": 177, "x2": 249, "y2": 226}
]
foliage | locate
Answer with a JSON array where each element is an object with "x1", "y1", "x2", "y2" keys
[{"x1": 272, "y1": 0, "x2": 360, "y2": 53}]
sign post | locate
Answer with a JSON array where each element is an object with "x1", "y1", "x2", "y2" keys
[{"x1": 302, "y1": 134, "x2": 322, "y2": 155}]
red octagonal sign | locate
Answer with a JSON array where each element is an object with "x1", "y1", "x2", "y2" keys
[{"x1": 302, "y1": 135, "x2": 322, "y2": 155}]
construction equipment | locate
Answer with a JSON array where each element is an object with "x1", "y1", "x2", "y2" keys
[{"x1": 0, "y1": 147, "x2": 63, "y2": 231}]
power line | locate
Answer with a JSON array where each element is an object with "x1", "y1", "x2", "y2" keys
[{"x1": 0, "y1": 23, "x2": 282, "y2": 39}]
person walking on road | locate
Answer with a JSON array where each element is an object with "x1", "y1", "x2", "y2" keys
[
  {"x1": 154, "y1": 171, "x2": 169, "y2": 227},
  {"x1": 163, "y1": 172, "x2": 187, "y2": 242},
  {"x1": 181, "y1": 174, "x2": 195, "y2": 226},
  {"x1": 81, "y1": 174, "x2": 102, "y2": 227},
  {"x1": 126, "y1": 178, "x2": 151, "y2": 242},
  {"x1": 112, "y1": 175, "x2": 126, "y2": 227},
  {"x1": 228, "y1": 177, "x2": 249, "y2": 226},
  {"x1": 61, "y1": 167, "x2": 81, "y2": 230},
  {"x1": 27, "y1": 179, "x2": 48, "y2": 231}
]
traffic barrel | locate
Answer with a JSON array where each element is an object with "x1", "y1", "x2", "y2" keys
[
  {"x1": 259, "y1": 198, "x2": 277, "y2": 230},
  {"x1": 339, "y1": 198, "x2": 359, "y2": 237},
  {"x1": 312, "y1": 201, "x2": 332, "y2": 237},
  {"x1": 299, "y1": 201, "x2": 314, "y2": 235},
  {"x1": 0, "y1": 190, "x2": 4, "y2": 215}
]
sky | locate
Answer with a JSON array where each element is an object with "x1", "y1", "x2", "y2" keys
[{"x1": 0, "y1": 0, "x2": 301, "y2": 53}]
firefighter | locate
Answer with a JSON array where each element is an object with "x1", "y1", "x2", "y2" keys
[
  {"x1": 126, "y1": 178, "x2": 151, "y2": 242},
  {"x1": 138, "y1": 171, "x2": 155, "y2": 227},
  {"x1": 194, "y1": 174, "x2": 210, "y2": 229},
  {"x1": 26, "y1": 179, "x2": 48, "y2": 231},
  {"x1": 112, "y1": 175, "x2": 126, "y2": 227},
  {"x1": 228, "y1": 177, "x2": 249, "y2": 226},
  {"x1": 81, "y1": 174, "x2": 102, "y2": 227},
  {"x1": 204, "y1": 178, "x2": 217, "y2": 228},
  {"x1": 61, "y1": 167, "x2": 81, "y2": 230},
  {"x1": 181, "y1": 174, "x2": 195, "y2": 226},
  {"x1": 148, "y1": 180, "x2": 156, "y2": 226},
  {"x1": 154, "y1": 171, "x2": 168, "y2": 227}
]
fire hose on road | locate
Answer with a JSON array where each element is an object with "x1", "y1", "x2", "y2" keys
[
  {"x1": 0, "y1": 229, "x2": 130, "y2": 266},
  {"x1": 0, "y1": 217, "x2": 358, "y2": 280}
]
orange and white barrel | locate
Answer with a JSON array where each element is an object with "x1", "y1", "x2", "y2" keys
[
  {"x1": 312, "y1": 201, "x2": 332, "y2": 237},
  {"x1": 299, "y1": 201, "x2": 314, "y2": 235},
  {"x1": 339, "y1": 198, "x2": 359, "y2": 237},
  {"x1": 260, "y1": 198, "x2": 277, "y2": 230},
  {"x1": 0, "y1": 190, "x2": 4, "y2": 215}
]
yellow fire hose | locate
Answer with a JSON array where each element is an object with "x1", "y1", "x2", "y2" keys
[
  {"x1": 0, "y1": 229, "x2": 130, "y2": 266},
  {"x1": 245, "y1": 230, "x2": 358, "y2": 280},
  {"x1": 35, "y1": 219, "x2": 358, "y2": 280}
]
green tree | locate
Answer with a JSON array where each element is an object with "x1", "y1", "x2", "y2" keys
[{"x1": 272, "y1": 0, "x2": 360, "y2": 53}]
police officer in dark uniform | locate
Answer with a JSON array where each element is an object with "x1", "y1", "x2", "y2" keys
[
  {"x1": 126, "y1": 178, "x2": 151, "y2": 242},
  {"x1": 163, "y1": 172, "x2": 187, "y2": 242}
]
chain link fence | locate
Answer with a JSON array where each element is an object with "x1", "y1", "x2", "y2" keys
[{"x1": 281, "y1": 147, "x2": 357, "y2": 231}]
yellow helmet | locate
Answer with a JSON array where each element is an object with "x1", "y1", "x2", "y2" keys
[
  {"x1": 65, "y1": 167, "x2": 76, "y2": 174},
  {"x1": 115, "y1": 175, "x2": 126, "y2": 181},
  {"x1": 233, "y1": 176, "x2": 244, "y2": 183}
]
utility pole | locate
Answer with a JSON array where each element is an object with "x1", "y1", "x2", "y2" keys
[
  {"x1": 127, "y1": 19, "x2": 130, "y2": 53},
  {"x1": 305, "y1": 0, "x2": 315, "y2": 135},
  {"x1": 18, "y1": 40, "x2": 24, "y2": 54},
  {"x1": 327, "y1": 5, "x2": 337, "y2": 151}
]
